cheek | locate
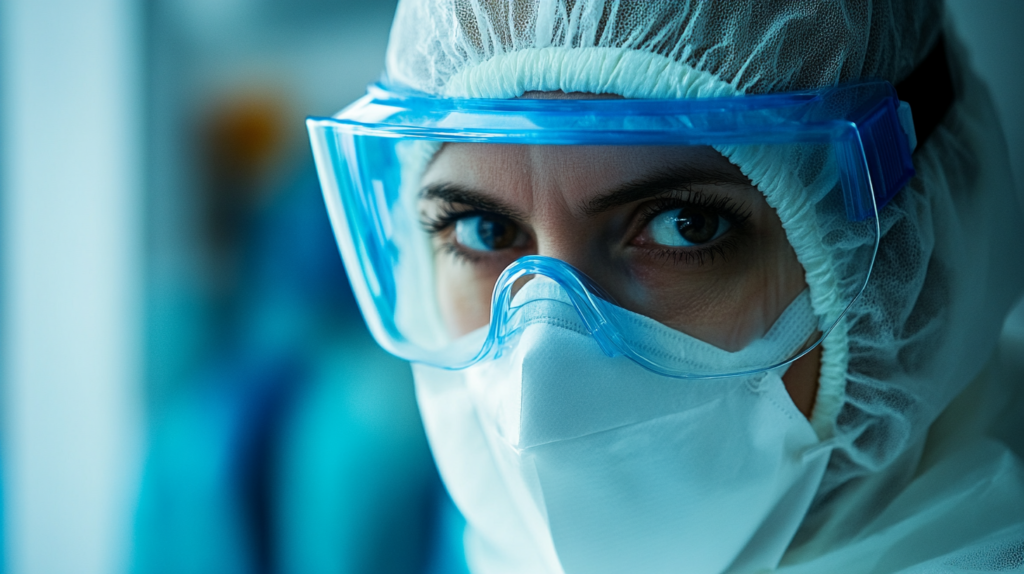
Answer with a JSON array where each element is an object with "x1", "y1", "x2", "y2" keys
[
  {"x1": 434, "y1": 257, "x2": 495, "y2": 337},
  {"x1": 619, "y1": 220, "x2": 807, "y2": 352},
  {"x1": 623, "y1": 265, "x2": 774, "y2": 351}
]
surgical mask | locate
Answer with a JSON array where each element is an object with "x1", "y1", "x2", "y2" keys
[{"x1": 414, "y1": 278, "x2": 833, "y2": 574}]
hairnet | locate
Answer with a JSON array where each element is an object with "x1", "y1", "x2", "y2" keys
[
  {"x1": 385, "y1": 0, "x2": 941, "y2": 96},
  {"x1": 382, "y1": 0, "x2": 1024, "y2": 563}
]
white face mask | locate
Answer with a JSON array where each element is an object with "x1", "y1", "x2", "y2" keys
[{"x1": 413, "y1": 278, "x2": 832, "y2": 574}]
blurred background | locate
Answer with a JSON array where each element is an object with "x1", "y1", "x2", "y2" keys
[{"x1": 0, "y1": 1, "x2": 1022, "y2": 573}]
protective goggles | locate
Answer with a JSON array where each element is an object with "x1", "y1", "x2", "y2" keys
[{"x1": 307, "y1": 80, "x2": 916, "y2": 378}]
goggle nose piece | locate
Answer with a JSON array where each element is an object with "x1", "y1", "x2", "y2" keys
[{"x1": 490, "y1": 255, "x2": 623, "y2": 358}]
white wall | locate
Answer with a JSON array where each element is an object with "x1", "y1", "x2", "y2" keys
[{"x1": 0, "y1": 0, "x2": 144, "y2": 573}]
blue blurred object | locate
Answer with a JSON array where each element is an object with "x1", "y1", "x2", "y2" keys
[{"x1": 132, "y1": 164, "x2": 467, "y2": 574}]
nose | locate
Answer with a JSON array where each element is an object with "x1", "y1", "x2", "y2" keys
[
  {"x1": 532, "y1": 232, "x2": 627, "y2": 307},
  {"x1": 504, "y1": 254, "x2": 619, "y2": 313}
]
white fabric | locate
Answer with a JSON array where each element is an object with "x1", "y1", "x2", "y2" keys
[
  {"x1": 386, "y1": 0, "x2": 940, "y2": 96},
  {"x1": 777, "y1": 331, "x2": 1024, "y2": 573},
  {"x1": 383, "y1": 0, "x2": 1024, "y2": 571},
  {"x1": 415, "y1": 278, "x2": 831, "y2": 574},
  {"x1": 506, "y1": 279, "x2": 818, "y2": 379},
  {"x1": 781, "y1": 42, "x2": 1024, "y2": 568}
]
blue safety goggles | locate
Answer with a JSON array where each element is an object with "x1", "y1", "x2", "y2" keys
[{"x1": 307, "y1": 80, "x2": 915, "y2": 378}]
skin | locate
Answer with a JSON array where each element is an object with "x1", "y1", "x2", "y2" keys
[{"x1": 417, "y1": 94, "x2": 820, "y2": 418}]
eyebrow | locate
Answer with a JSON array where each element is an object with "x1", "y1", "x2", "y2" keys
[
  {"x1": 421, "y1": 183, "x2": 528, "y2": 221},
  {"x1": 579, "y1": 164, "x2": 753, "y2": 216},
  {"x1": 420, "y1": 163, "x2": 752, "y2": 219}
]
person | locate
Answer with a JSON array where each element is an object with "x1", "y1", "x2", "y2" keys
[{"x1": 307, "y1": 1, "x2": 1024, "y2": 572}]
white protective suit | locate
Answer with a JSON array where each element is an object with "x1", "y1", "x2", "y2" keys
[{"x1": 383, "y1": 0, "x2": 1024, "y2": 571}]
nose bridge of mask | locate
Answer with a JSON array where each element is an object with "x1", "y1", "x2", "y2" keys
[
  {"x1": 473, "y1": 275, "x2": 818, "y2": 449},
  {"x1": 501, "y1": 274, "x2": 818, "y2": 375},
  {"x1": 505, "y1": 276, "x2": 592, "y2": 339}
]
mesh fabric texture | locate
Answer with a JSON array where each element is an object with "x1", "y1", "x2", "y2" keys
[{"x1": 386, "y1": 0, "x2": 941, "y2": 95}]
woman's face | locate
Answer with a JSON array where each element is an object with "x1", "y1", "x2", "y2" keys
[{"x1": 418, "y1": 143, "x2": 819, "y2": 416}]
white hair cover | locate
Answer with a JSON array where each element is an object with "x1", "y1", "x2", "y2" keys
[{"x1": 383, "y1": 0, "x2": 1024, "y2": 570}]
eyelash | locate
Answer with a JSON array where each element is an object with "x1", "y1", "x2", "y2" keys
[
  {"x1": 421, "y1": 204, "x2": 476, "y2": 235},
  {"x1": 421, "y1": 206, "x2": 514, "y2": 264},
  {"x1": 421, "y1": 190, "x2": 753, "y2": 266},
  {"x1": 630, "y1": 191, "x2": 752, "y2": 266}
]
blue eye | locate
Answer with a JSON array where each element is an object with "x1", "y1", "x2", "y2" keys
[
  {"x1": 648, "y1": 206, "x2": 731, "y2": 247},
  {"x1": 454, "y1": 214, "x2": 523, "y2": 251}
]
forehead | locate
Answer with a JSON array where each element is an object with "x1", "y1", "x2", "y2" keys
[{"x1": 422, "y1": 144, "x2": 748, "y2": 202}]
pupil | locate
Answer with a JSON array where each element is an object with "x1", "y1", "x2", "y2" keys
[
  {"x1": 675, "y1": 207, "x2": 719, "y2": 244},
  {"x1": 477, "y1": 216, "x2": 517, "y2": 249}
]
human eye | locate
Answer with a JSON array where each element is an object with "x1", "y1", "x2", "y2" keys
[
  {"x1": 422, "y1": 207, "x2": 531, "y2": 262},
  {"x1": 454, "y1": 214, "x2": 528, "y2": 251},
  {"x1": 630, "y1": 192, "x2": 750, "y2": 264},
  {"x1": 645, "y1": 205, "x2": 732, "y2": 247}
]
